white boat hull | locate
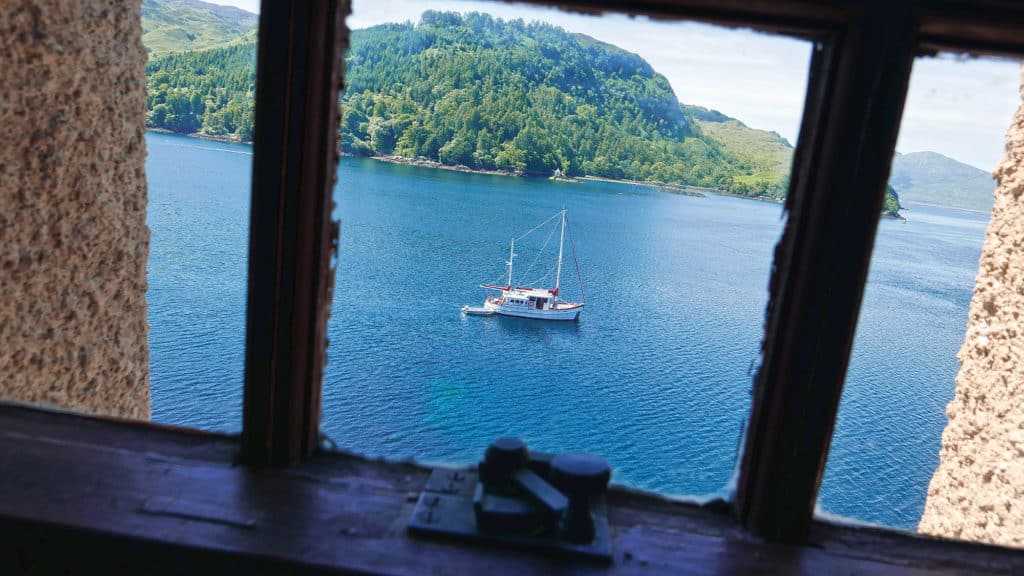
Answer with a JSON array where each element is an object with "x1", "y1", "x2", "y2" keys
[{"x1": 484, "y1": 300, "x2": 583, "y2": 321}]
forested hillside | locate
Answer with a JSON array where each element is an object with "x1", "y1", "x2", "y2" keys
[
  {"x1": 341, "y1": 12, "x2": 755, "y2": 192},
  {"x1": 146, "y1": 42, "x2": 256, "y2": 138},
  {"x1": 142, "y1": 9, "x2": 901, "y2": 211}
]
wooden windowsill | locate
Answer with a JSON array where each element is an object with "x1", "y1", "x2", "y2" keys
[{"x1": 0, "y1": 403, "x2": 1021, "y2": 575}]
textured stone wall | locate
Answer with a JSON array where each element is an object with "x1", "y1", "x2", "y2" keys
[
  {"x1": 0, "y1": 1, "x2": 150, "y2": 419},
  {"x1": 918, "y1": 66, "x2": 1024, "y2": 547}
]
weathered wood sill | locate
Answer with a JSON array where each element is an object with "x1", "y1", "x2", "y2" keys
[{"x1": 0, "y1": 403, "x2": 1021, "y2": 575}]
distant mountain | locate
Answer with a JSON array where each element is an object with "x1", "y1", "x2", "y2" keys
[
  {"x1": 890, "y1": 151, "x2": 995, "y2": 212},
  {"x1": 141, "y1": 0, "x2": 257, "y2": 55}
]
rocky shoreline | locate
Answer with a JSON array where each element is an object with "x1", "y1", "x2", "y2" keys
[
  {"x1": 368, "y1": 154, "x2": 525, "y2": 177},
  {"x1": 147, "y1": 127, "x2": 252, "y2": 144},
  {"x1": 145, "y1": 130, "x2": 906, "y2": 217},
  {"x1": 145, "y1": 130, "x2": 716, "y2": 194}
]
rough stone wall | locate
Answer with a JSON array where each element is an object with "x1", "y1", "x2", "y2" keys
[
  {"x1": 0, "y1": 1, "x2": 150, "y2": 419},
  {"x1": 918, "y1": 66, "x2": 1024, "y2": 547}
]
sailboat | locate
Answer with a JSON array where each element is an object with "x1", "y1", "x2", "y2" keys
[{"x1": 462, "y1": 210, "x2": 585, "y2": 321}]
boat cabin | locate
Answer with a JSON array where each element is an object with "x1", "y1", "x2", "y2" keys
[{"x1": 508, "y1": 288, "x2": 557, "y2": 309}]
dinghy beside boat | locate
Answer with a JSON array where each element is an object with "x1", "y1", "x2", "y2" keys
[{"x1": 460, "y1": 305, "x2": 495, "y2": 316}]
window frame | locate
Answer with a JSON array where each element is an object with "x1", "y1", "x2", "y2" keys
[
  {"x1": 241, "y1": 0, "x2": 345, "y2": 467},
  {"x1": 237, "y1": 0, "x2": 1024, "y2": 546}
]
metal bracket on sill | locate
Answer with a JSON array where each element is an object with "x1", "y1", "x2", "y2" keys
[{"x1": 407, "y1": 437, "x2": 612, "y2": 562}]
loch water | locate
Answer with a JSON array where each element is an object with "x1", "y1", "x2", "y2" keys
[{"x1": 146, "y1": 131, "x2": 988, "y2": 530}]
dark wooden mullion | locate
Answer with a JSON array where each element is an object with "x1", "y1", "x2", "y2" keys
[
  {"x1": 510, "y1": 0, "x2": 851, "y2": 31},
  {"x1": 505, "y1": 0, "x2": 848, "y2": 48},
  {"x1": 920, "y1": 1, "x2": 1024, "y2": 57},
  {"x1": 242, "y1": 0, "x2": 345, "y2": 467},
  {"x1": 738, "y1": 4, "x2": 920, "y2": 543}
]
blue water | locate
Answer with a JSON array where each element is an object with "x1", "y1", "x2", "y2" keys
[
  {"x1": 822, "y1": 203, "x2": 988, "y2": 526},
  {"x1": 145, "y1": 131, "x2": 988, "y2": 530},
  {"x1": 147, "y1": 134, "x2": 250, "y2": 429}
]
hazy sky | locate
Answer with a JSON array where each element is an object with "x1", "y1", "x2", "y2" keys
[{"x1": 210, "y1": 0, "x2": 1020, "y2": 171}]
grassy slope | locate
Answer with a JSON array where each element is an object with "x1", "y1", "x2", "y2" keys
[
  {"x1": 890, "y1": 151, "x2": 995, "y2": 212},
  {"x1": 686, "y1": 105, "x2": 793, "y2": 191},
  {"x1": 685, "y1": 105, "x2": 901, "y2": 215},
  {"x1": 141, "y1": 0, "x2": 257, "y2": 55}
]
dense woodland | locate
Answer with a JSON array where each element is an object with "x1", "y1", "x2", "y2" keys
[
  {"x1": 146, "y1": 42, "x2": 256, "y2": 140},
  {"x1": 340, "y1": 13, "x2": 743, "y2": 188},
  {"x1": 143, "y1": 11, "x2": 901, "y2": 212}
]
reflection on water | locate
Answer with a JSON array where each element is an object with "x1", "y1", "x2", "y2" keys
[{"x1": 490, "y1": 315, "x2": 582, "y2": 338}]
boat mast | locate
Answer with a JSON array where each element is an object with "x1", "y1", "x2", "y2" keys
[
  {"x1": 507, "y1": 238, "x2": 515, "y2": 290},
  {"x1": 555, "y1": 210, "x2": 565, "y2": 295}
]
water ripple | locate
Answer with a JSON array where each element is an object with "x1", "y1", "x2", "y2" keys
[{"x1": 145, "y1": 134, "x2": 986, "y2": 531}]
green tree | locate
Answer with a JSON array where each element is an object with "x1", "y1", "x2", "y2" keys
[{"x1": 141, "y1": 11, "x2": 901, "y2": 216}]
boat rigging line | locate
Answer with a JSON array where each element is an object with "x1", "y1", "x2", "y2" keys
[
  {"x1": 566, "y1": 212, "x2": 585, "y2": 303},
  {"x1": 486, "y1": 210, "x2": 565, "y2": 288},
  {"x1": 517, "y1": 214, "x2": 560, "y2": 285},
  {"x1": 522, "y1": 262, "x2": 557, "y2": 288},
  {"x1": 514, "y1": 210, "x2": 564, "y2": 243}
]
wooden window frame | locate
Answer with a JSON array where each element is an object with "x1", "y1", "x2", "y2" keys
[
  {"x1": 7, "y1": 1, "x2": 1024, "y2": 573},
  {"x1": 237, "y1": 0, "x2": 1024, "y2": 545},
  {"x1": 241, "y1": 0, "x2": 345, "y2": 467},
  {"x1": 167, "y1": 0, "x2": 1024, "y2": 549},
  {"x1": 235, "y1": 0, "x2": 1024, "y2": 545},
  {"x1": 234, "y1": 0, "x2": 1024, "y2": 544}
]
